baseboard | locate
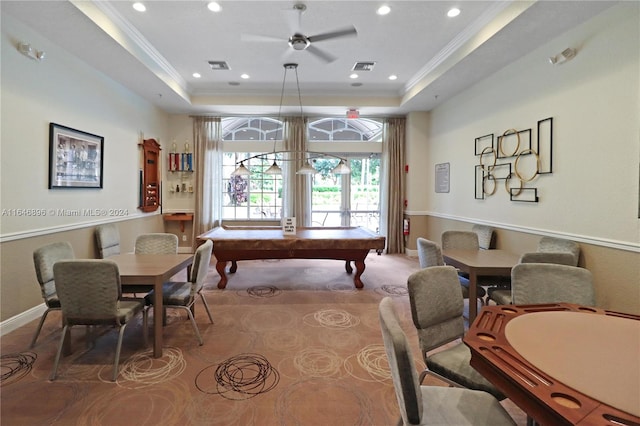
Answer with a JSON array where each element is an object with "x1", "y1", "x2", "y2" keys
[{"x1": 0, "y1": 303, "x2": 46, "y2": 337}]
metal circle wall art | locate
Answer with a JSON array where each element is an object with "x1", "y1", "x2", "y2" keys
[
  {"x1": 479, "y1": 146, "x2": 497, "y2": 170},
  {"x1": 483, "y1": 174, "x2": 497, "y2": 196},
  {"x1": 514, "y1": 148, "x2": 540, "y2": 182},
  {"x1": 474, "y1": 117, "x2": 553, "y2": 203},
  {"x1": 504, "y1": 173, "x2": 523, "y2": 196},
  {"x1": 499, "y1": 128, "x2": 521, "y2": 157}
]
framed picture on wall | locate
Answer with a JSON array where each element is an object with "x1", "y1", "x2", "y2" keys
[{"x1": 49, "y1": 123, "x2": 104, "y2": 189}]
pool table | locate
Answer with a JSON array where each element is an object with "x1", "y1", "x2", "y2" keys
[{"x1": 198, "y1": 226, "x2": 386, "y2": 289}]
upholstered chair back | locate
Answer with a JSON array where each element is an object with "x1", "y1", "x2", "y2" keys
[
  {"x1": 53, "y1": 260, "x2": 121, "y2": 325},
  {"x1": 511, "y1": 263, "x2": 595, "y2": 306},
  {"x1": 407, "y1": 266, "x2": 465, "y2": 353},
  {"x1": 379, "y1": 297, "x2": 423, "y2": 425},
  {"x1": 33, "y1": 241, "x2": 75, "y2": 303},
  {"x1": 190, "y1": 240, "x2": 213, "y2": 296},
  {"x1": 441, "y1": 231, "x2": 479, "y2": 251},
  {"x1": 135, "y1": 233, "x2": 178, "y2": 254},
  {"x1": 95, "y1": 224, "x2": 121, "y2": 258},
  {"x1": 536, "y1": 237, "x2": 580, "y2": 266},
  {"x1": 416, "y1": 238, "x2": 444, "y2": 268},
  {"x1": 519, "y1": 252, "x2": 577, "y2": 266},
  {"x1": 472, "y1": 224, "x2": 496, "y2": 250}
]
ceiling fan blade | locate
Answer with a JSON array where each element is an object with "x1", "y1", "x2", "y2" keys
[
  {"x1": 307, "y1": 26, "x2": 357, "y2": 43},
  {"x1": 241, "y1": 33, "x2": 283, "y2": 43},
  {"x1": 306, "y1": 45, "x2": 336, "y2": 63}
]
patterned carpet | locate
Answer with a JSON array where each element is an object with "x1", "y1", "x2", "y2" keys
[{"x1": 1, "y1": 253, "x2": 526, "y2": 425}]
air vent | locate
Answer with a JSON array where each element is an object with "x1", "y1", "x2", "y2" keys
[
  {"x1": 208, "y1": 61, "x2": 230, "y2": 70},
  {"x1": 352, "y1": 61, "x2": 376, "y2": 71}
]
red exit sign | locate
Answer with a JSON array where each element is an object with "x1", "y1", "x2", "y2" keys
[{"x1": 347, "y1": 109, "x2": 359, "y2": 119}]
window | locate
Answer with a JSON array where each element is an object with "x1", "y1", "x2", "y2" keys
[
  {"x1": 309, "y1": 117, "x2": 382, "y2": 141},
  {"x1": 222, "y1": 152, "x2": 282, "y2": 220},
  {"x1": 221, "y1": 117, "x2": 383, "y2": 230}
]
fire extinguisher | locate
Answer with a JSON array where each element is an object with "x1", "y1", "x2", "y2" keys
[{"x1": 403, "y1": 218, "x2": 410, "y2": 236}]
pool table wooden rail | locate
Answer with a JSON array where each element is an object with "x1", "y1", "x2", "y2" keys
[{"x1": 198, "y1": 226, "x2": 386, "y2": 289}]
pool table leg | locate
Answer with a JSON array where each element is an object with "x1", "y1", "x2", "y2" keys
[
  {"x1": 215, "y1": 261, "x2": 228, "y2": 289},
  {"x1": 353, "y1": 260, "x2": 365, "y2": 289},
  {"x1": 229, "y1": 260, "x2": 238, "y2": 273},
  {"x1": 345, "y1": 260, "x2": 353, "y2": 274}
]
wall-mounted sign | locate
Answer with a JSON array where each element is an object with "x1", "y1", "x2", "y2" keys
[{"x1": 435, "y1": 163, "x2": 450, "y2": 193}]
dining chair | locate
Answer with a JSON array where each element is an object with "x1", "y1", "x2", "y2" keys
[
  {"x1": 95, "y1": 223, "x2": 120, "y2": 258},
  {"x1": 487, "y1": 252, "x2": 580, "y2": 305},
  {"x1": 440, "y1": 231, "x2": 487, "y2": 303},
  {"x1": 30, "y1": 241, "x2": 75, "y2": 348},
  {"x1": 407, "y1": 266, "x2": 505, "y2": 400},
  {"x1": 511, "y1": 263, "x2": 595, "y2": 306},
  {"x1": 134, "y1": 233, "x2": 179, "y2": 255},
  {"x1": 471, "y1": 224, "x2": 496, "y2": 250},
  {"x1": 129, "y1": 233, "x2": 180, "y2": 295},
  {"x1": 536, "y1": 236, "x2": 580, "y2": 266},
  {"x1": 416, "y1": 237, "x2": 483, "y2": 302},
  {"x1": 378, "y1": 297, "x2": 516, "y2": 426},
  {"x1": 50, "y1": 259, "x2": 148, "y2": 382},
  {"x1": 145, "y1": 240, "x2": 214, "y2": 345},
  {"x1": 441, "y1": 231, "x2": 480, "y2": 252}
]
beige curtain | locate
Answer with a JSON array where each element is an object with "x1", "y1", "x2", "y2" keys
[
  {"x1": 283, "y1": 116, "x2": 311, "y2": 227},
  {"x1": 192, "y1": 117, "x2": 222, "y2": 244},
  {"x1": 382, "y1": 117, "x2": 406, "y2": 253}
]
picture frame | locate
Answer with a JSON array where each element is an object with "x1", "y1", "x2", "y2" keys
[
  {"x1": 49, "y1": 123, "x2": 104, "y2": 189},
  {"x1": 435, "y1": 162, "x2": 450, "y2": 193}
]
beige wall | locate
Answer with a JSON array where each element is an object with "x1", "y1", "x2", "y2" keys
[
  {"x1": 1, "y1": 15, "x2": 169, "y2": 322},
  {"x1": 403, "y1": 4, "x2": 640, "y2": 315},
  {"x1": 1, "y1": 216, "x2": 163, "y2": 321}
]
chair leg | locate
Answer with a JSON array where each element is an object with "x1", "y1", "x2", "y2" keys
[
  {"x1": 181, "y1": 307, "x2": 203, "y2": 345},
  {"x1": 112, "y1": 324, "x2": 127, "y2": 382},
  {"x1": 199, "y1": 293, "x2": 214, "y2": 324},
  {"x1": 50, "y1": 324, "x2": 69, "y2": 381},
  {"x1": 30, "y1": 308, "x2": 57, "y2": 348},
  {"x1": 142, "y1": 308, "x2": 149, "y2": 348}
]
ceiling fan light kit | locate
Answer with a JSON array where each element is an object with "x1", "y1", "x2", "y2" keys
[{"x1": 242, "y1": 2, "x2": 357, "y2": 63}]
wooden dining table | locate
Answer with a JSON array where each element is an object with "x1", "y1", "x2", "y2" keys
[
  {"x1": 464, "y1": 303, "x2": 640, "y2": 426},
  {"x1": 441, "y1": 248, "x2": 520, "y2": 323},
  {"x1": 109, "y1": 253, "x2": 193, "y2": 358}
]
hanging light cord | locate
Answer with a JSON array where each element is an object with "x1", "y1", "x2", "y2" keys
[
  {"x1": 294, "y1": 65, "x2": 304, "y2": 117},
  {"x1": 231, "y1": 63, "x2": 350, "y2": 175}
]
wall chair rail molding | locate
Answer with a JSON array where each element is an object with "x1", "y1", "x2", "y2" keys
[{"x1": 474, "y1": 117, "x2": 553, "y2": 203}]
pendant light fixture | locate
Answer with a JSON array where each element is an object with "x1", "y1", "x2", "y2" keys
[{"x1": 231, "y1": 63, "x2": 350, "y2": 177}]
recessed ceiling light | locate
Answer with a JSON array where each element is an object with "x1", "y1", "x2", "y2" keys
[
  {"x1": 241, "y1": 73, "x2": 250, "y2": 79},
  {"x1": 350, "y1": 73, "x2": 358, "y2": 79},
  {"x1": 207, "y1": 2, "x2": 221, "y2": 12},
  {"x1": 388, "y1": 74, "x2": 398, "y2": 80},
  {"x1": 447, "y1": 8, "x2": 461, "y2": 18},
  {"x1": 132, "y1": 2, "x2": 146, "y2": 12},
  {"x1": 376, "y1": 5, "x2": 391, "y2": 16},
  {"x1": 192, "y1": 73, "x2": 201, "y2": 78}
]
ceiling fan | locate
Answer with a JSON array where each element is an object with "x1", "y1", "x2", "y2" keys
[{"x1": 241, "y1": 3, "x2": 358, "y2": 63}]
